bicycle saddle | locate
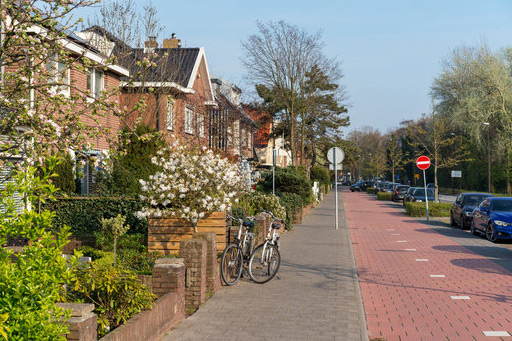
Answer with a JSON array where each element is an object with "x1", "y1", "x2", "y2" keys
[{"x1": 243, "y1": 221, "x2": 255, "y2": 228}]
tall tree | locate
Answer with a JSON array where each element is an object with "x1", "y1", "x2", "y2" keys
[
  {"x1": 242, "y1": 21, "x2": 342, "y2": 166},
  {"x1": 432, "y1": 42, "x2": 512, "y2": 192},
  {"x1": 301, "y1": 65, "x2": 348, "y2": 167},
  {"x1": 386, "y1": 134, "x2": 404, "y2": 191}
]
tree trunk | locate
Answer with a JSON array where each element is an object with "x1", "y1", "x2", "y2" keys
[
  {"x1": 290, "y1": 114, "x2": 297, "y2": 166},
  {"x1": 507, "y1": 148, "x2": 511, "y2": 194},
  {"x1": 300, "y1": 112, "x2": 306, "y2": 166}
]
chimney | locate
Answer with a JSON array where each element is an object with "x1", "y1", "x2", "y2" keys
[
  {"x1": 163, "y1": 33, "x2": 181, "y2": 48},
  {"x1": 144, "y1": 36, "x2": 158, "y2": 53}
]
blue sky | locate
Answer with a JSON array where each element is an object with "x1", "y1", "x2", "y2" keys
[{"x1": 75, "y1": 0, "x2": 512, "y2": 135}]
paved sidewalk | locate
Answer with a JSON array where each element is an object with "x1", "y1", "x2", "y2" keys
[
  {"x1": 160, "y1": 190, "x2": 368, "y2": 340},
  {"x1": 344, "y1": 190, "x2": 512, "y2": 341}
]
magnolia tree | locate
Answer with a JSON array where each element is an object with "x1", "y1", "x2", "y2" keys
[{"x1": 137, "y1": 144, "x2": 249, "y2": 231}]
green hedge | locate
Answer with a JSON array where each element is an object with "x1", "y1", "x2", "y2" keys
[
  {"x1": 278, "y1": 192, "x2": 303, "y2": 230},
  {"x1": 377, "y1": 192, "x2": 393, "y2": 201},
  {"x1": 258, "y1": 166, "x2": 313, "y2": 204},
  {"x1": 366, "y1": 188, "x2": 376, "y2": 194},
  {"x1": 405, "y1": 202, "x2": 452, "y2": 217},
  {"x1": 43, "y1": 197, "x2": 148, "y2": 237}
]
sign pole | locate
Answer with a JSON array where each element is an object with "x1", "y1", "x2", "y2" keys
[
  {"x1": 423, "y1": 169, "x2": 429, "y2": 222},
  {"x1": 334, "y1": 152, "x2": 339, "y2": 230}
]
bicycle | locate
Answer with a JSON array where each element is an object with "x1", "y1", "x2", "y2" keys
[
  {"x1": 220, "y1": 215, "x2": 256, "y2": 286},
  {"x1": 247, "y1": 210, "x2": 284, "y2": 284}
]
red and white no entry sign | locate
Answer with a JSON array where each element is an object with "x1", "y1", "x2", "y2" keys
[{"x1": 416, "y1": 156, "x2": 431, "y2": 170}]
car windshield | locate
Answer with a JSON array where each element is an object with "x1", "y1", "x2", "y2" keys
[
  {"x1": 414, "y1": 189, "x2": 434, "y2": 197},
  {"x1": 465, "y1": 195, "x2": 488, "y2": 205},
  {"x1": 491, "y1": 200, "x2": 512, "y2": 212}
]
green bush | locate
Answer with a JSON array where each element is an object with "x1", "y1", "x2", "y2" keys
[
  {"x1": 278, "y1": 192, "x2": 303, "y2": 230},
  {"x1": 377, "y1": 192, "x2": 393, "y2": 201},
  {"x1": 405, "y1": 202, "x2": 452, "y2": 217},
  {"x1": 42, "y1": 197, "x2": 147, "y2": 237},
  {"x1": 232, "y1": 191, "x2": 286, "y2": 220},
  {"x1": 310, "y1": 165, "x2": 330, "y2": 194},
  {"x1": 258, "y1": 166, "x2": 313, "y2": 204},
  {"x1": 366, "y1": 187, "x2": 376, "y2": 194},
  {"x1": 50, "y1": 152, "x2": 76, "y2": 194},
  {"x1": 68, "y1": 261, "x2": 155, "y2": 337},
  {"x1": 0, "y1": 158, "x2": 77, "y2": 340}
]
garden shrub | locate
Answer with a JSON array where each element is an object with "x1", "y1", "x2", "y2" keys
[
  {"x1": 96, "y1": 124, "x2": 166, "y2": 196},
  {"x1": 377, "y1": 192, "x2": 393, "y2": 201},
  {"x1": 310, "y1": 165, "x2": 330, "y2": 194},
  {"x1": 49, "y1": 152, "x2": 76, "y2": 195},
  {"x1": 405, "y1": 202, "x2": 452, "y2": 217},
  {"x1": 42, "y1": 197, "x2": 147, "y2": 237},
  {"x1": 366, "y1": 187, "x2": 376, "y2": 194},
  {"x1": 232, "y1": 191, "x2": 286, "y2": 220},
  {"x1": 278, "y1": 192, "x2": 304, "y2": 230},
  {"x1": 0, "y1": 158, "x2": 78, "y2": 340},
  {"x1": 68, "y1": 261, "x2": 155, "y2": 337},
  {"x1": 258, "y1": 166, "x2": 313, "y2": 204}
]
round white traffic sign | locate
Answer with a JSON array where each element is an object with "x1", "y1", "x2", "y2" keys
[
  {"x1": 327, "y1": 147, "x2": 345, "y2": 164},
  {"x1": 416, "y1": 155, "x2": 431, "y2": 170}
]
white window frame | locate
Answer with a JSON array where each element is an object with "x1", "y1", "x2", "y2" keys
[
  {"x1": 47, "y1": 53, "x2": 70, "y2": 97},
  {"x1": 166, "y1": 98, "x2": 174, "y2": 131},
  {"x1": 185, "y1": 106, "x2": 194, "y2": 134},
  {"x1": 87, "y1": 68, "x2": 104, "y2": 100},
  {"x1": 197, "y1": 112, "x2": 205, "y2": 138}
]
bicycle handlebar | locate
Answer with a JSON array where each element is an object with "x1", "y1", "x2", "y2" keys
[{"x1": 262, "y1": 210, "x2": 285, "y2": 224}]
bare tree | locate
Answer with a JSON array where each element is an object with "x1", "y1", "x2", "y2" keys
[{"x1": 242, "y1": 20, "x2": 342, "y2": 166}]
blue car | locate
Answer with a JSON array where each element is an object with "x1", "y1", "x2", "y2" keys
[{"x1": 471, "y1": 197, "x2": 512, "y2": 242}]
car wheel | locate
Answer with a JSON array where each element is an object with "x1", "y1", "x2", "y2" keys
[
  {"x1": 470, "y1": 220, "x2": 478, "y2": 235},
  {"x1": 450, "y1": 213, "x2": 456, "y2": 227},
  {"x1": 486, "y1": 224, "x2": 498, "y2": 243}
]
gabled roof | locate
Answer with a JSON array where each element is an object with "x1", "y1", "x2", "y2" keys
[
  {"x1": 216, "y1": 93, "x2": 256, "y2": 127},
  {"x1": 128, "y1": 47, "x2": 199, "y2": 88}
]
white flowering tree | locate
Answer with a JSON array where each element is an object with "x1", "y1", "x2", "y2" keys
[{"x1": 137, "y1": 144, "x2": 248, "y2": 232}]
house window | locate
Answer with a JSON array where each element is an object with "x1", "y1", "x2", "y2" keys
[
  {"x1": 87, "y1": 68, "x2": 104, "y2": 98},
  {"x1": 47, "y1": 53, "x2": 70, "y2": 96},
  {"x1": 185, "y1": 106, "x2": 194, "y2": 134},
  {"x1": 166, "y1": 98, "x2": 174, "y2": 131},
  {"x1": 197, "y1": 113, "x2": 205, "y2": 138}
]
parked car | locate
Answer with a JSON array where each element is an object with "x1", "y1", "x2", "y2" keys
[
  {"x1": 375, "y1": 182, "x2": 387, "y2": 192},
  {"x1": 392, "y1": 185, "x2": 410, "y2": 202},
  {"x1": 405, "y1": 188, "x2": 434, "y2": 203},
  {"x1": 361, "y1": 180, "x2": 375, "y2": 192},
  {"x1": 471, "y1": 197, "x2": 512, "y2": 243},
  {"x1": 450, "y1": 192, "x2": 494, "y2": 230},
  {"x1": 350, "y1": 181, "x2": 364, "y2": 192},
  {"x1": 427, "y1": 183, "x2": 435, "y2": 190},
  {"x1": 403, "y1": 187, "x2": 421, "y2": 206},
  {"x1": 384, "y1": 183, "x2": 401, "y2": 193}
]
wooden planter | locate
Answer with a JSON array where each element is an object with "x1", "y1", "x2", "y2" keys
[{"x1": 148, "y1": 211, "x2": 227, "y2": 255}]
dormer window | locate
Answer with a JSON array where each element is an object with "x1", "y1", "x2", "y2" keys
[{"x1": 87, "y1": 68, "x2": 104, "y2": 99}]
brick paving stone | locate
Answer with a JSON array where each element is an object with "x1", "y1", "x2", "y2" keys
[
  {"x1": 159, "y1": 190, "x2": 368, "y2": 340},
  {"x1": 344, "y1": 190, "x2": 512, "y2": 341}
]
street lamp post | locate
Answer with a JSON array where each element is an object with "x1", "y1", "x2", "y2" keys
[{"x1": 483, "y1": 122, "x2": 491, "y2": 193}]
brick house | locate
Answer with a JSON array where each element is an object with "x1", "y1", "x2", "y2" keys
[
  {"x1": 1, "y1": 25, "x2": 129, "y2": 195},
  {"x1": 244, "y1": 106, "x2": 290, "y2": 168},
  {"x1": 80, "y1": 27, "x2": 216, "y2": 149},
  {"x1": 209, "y1": 77, "x2": 256, "y2": 162}
]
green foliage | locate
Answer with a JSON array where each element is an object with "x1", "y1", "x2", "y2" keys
[
  {"x1": 366, "y1": 187, "x2": 376, "y2": 194},
  {"x1": 68, "y1": 261, "x2": 155, "y2": 337},
  {"x1": 50, "y1": 152, "x2": 76, "y2": 194},
  {"x1": 100, "y1": 214, "x2": 130, "y2": 266},
  {"x1": 98, "y1": 124, "x2": 166, "y2": 196},
  {"x1": 232, "y1": 191, "x2": 286, "y2": 220},
  {"x1": 376, "y1": 192, "x2": 393, "y2": 201},
  {"x1": 0, "y1": 157, "x2": 78, "y2": 340},
  {"x1": 259, "y1": 166, "x2": 313, "y2": 204},
  {"x1": 405, "y1": 202, "x2": 452, "y2": 217},
  {"x1": 278, "y1": 192, "x2": 304, "y2": 230},
  {"x1": 42, "y1": 197, "x2": 147, "y2": 237},
  {"x1": 81, "y1": 234, "x2": 161, "y2": 275},
  {"x1": 310, "y1": 165, "x2": 330, "y2": 193}
]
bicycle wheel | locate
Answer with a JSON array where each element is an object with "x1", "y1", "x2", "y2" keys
[
  {"x1": 220, "y1": 243, "x2": 243, "y2": 286},
  {"x1": 248, "y1": 243, "x2": 280, "y2": 284}
]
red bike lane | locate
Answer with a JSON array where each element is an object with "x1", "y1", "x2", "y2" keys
[{"x1": 343, "y1": 190, "x2": 512, "y2": 341}]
